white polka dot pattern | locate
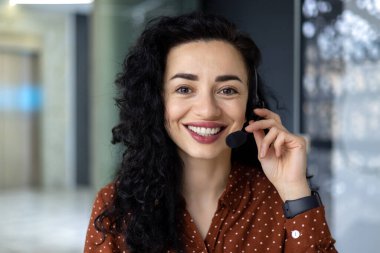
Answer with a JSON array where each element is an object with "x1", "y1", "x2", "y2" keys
[{"x1": 84, "y1": 164, "x2": 337, "y2": 252}]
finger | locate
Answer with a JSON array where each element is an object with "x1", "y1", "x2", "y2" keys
[
  {"x1": 252, "y1": 129, "x2": 265, "y2": 157},
  {"x1": 293, "y1": 135, "x2": 308, "y2": 151},
  {"x1": 273, "y1": 132, "x2": 286, "y2": 157},
  {"x1": 245, "y1": 118, "x2": 285, "y2": 132},
  {"x1": 260, "y1": 127, "x2": 279, "y2": 158},
  {"x1": 254, "y1": 108, "x2": 282, "y2": 123}
]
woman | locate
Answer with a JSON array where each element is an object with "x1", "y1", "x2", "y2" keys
[{"x1": 85, "y1": 12, "x2": 337, "y2": 253}]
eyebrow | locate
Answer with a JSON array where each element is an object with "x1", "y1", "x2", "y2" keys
[
  {"x1": 170, "y1": 73, "x2": 198, "y2": 81},
  {"x1": 215, "y1": 75, "x2": 242, "y2": 83},
  {"x1": 170, "y1": 73, "x2": 243, "y2": 83}
]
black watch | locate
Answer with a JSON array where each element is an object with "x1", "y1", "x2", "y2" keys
[{"x1": 283, "y1": 191, "x2": 322, "y2": 219}]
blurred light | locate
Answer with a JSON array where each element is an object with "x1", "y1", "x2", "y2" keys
[
  {"x1": 356, "y1": 0, "x2": 380, "y2": 19},
  {"x1": 332, "y1": 181, "x2": 346, "y2": 196},
  {"x1": 9, "y1": 0, "x2": 93, "y2": 5},
  {"x1": 313, "y1": 9, "x2": 380, "y2": 62},
  {"x1": 19, "y1": 85, "x2": 43, "y2": 111},
  {"x1": 303, "y1": 21, "x2": 317, "y2": 38},
  {"x1": 0, "y1": 85, "x2": 42, "y2": 112},
  {"x1": 318, "y1": 1, "x2": 332, "y2": 13},
  {"x1": 303, "y1": 0, "x2": 319, "y2": 18}
]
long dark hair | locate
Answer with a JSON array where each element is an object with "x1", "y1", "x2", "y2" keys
[{"x1": 95, "y1": 12, "x2": 272, "y2": 253}]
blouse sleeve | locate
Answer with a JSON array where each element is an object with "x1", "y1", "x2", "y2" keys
[
  {"x1": 84, "y1": 184, "x2": 128, "y2": 253},
  {"x1": 283, "y1": 206, "x2": 338, "y2": 253}
]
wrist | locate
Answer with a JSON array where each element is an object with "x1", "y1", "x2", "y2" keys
[{"x1": 278, "y1": 181, "x2": 311, "y2": 202}]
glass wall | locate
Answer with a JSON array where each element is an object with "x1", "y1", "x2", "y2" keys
[{"x1": 301, "y1": 0, "x2": 380, "y2": 252}]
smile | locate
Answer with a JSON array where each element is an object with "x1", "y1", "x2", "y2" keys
[
  {"x1": 184, "y1": 122, "x2": 227, "y2": 144},
  {"x1": 187, "y1": 126, "x2": 222, "y2": 136}
]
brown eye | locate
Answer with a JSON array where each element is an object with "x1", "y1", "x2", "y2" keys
[
  {"x1": 176, "y1": 86, "x2": 192, "y2": 94},
  {"x1": 219, "y1": 87, "x2": 238, "y2": 95}
]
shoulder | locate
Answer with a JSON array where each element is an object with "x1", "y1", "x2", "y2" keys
[
  {"x1": 84, "y1": 183, "x2": 120, "y2": 253},
  {"x1": 91, "y1": 183, "x2": 116, "y2": 214},
  {"x1": 97, "y1": 183, "x2": 116, "y2": 199}
]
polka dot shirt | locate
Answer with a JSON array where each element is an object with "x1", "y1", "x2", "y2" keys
[{"x1": 84, "y1": 164, "x2": 337, "y2": 252}]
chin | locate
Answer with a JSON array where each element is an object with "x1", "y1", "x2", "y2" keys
[{"x1": 179, "y1": 144, "x2": 231, "y2": 161}]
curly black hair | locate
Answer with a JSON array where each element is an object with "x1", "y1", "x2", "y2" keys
[{"x1": 94, "y1": 12, "x2": 273, "y2": 253}]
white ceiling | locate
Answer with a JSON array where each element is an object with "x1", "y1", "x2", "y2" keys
[
  {"x1": 22, "y1": 4, "x2": 93, "y2": 14},
  {"x1": 3, "y1": 0, "x2": 93, "y2": 14}
]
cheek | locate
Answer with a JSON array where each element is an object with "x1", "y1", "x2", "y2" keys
[
  {"x1": 224, "y1": 100, "x2": 248, "y2": 123},
  {"x1": 164, "y1": 99, "x2": 188, "y2": 130},
  {"x1": 165, "y1": 102, "x2": 180, "y2": 123}
]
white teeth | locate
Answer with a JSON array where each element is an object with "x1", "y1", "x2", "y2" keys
[{"x1": 187, "y1": 126, "x2": 222, "y2": 136}]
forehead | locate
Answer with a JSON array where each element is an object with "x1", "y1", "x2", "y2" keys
[{"x1": 164, "y1": 40, "x2": 248, "y2": 81}]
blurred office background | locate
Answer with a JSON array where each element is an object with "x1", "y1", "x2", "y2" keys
[{"x1": 0, "y1": 0, "x2": 379, "y2": 252}]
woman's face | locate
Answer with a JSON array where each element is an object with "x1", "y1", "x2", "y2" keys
[{"x1": 163, "y1": 40, "x2": 249, "y2": 161}]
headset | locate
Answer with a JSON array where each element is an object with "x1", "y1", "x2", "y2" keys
[{"x1": 226, "y1": 68, "x2": 265, "y2": 148}]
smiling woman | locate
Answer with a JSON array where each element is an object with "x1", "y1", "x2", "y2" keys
[
  {"x1": 163, "y1": 41, "x2": 248, "y2": 162},
  {"x1": 84, "y1": 12, "x2": 337, "y2": 253}
]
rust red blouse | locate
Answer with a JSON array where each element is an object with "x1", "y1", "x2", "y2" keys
[{"x1": 85, "y1": 164, "x2": 337, "y2": 252}]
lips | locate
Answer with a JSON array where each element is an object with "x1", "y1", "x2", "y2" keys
[
  {"x1": 184, "y1": 122, "x2": 226, "y2": 144},
  {"x1": 187, "y1": 125, "x2": 222, "y2": 136}
]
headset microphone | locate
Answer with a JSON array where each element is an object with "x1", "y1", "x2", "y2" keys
[
  {"x1": 226, "y1": 130, "x2": 248, "y2": 149},
  {"x1": 226, "y1": 68, "x2": 264, "y2": 149}
]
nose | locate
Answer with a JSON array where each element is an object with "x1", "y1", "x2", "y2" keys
[{"x1": 193, "y1": 92, "x2": 222, "y2": 119}]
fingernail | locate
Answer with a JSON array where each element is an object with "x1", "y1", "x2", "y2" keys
[{"x1": 260, "y1": 149, "x2": 265, "y2": 158}]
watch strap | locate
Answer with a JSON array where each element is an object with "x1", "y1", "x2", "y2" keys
[{"x1": 283, "y1": 191, "x2": 322, "y2": 219}]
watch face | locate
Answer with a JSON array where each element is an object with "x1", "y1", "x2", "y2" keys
[{"x1": 283, "y1": 195, "x2": 321, "y2": 219}]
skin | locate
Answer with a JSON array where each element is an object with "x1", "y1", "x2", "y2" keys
[
  {"x1": 245, "y1": 109, "x2": 311, "y2": 202},
  {"x1": 163, "y1": 40, "x2": 310, "y2": 239}
]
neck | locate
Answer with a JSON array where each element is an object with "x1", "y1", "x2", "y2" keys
[{"x1": 180, "y1": 150, "x2": 232, "y2": 204}]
